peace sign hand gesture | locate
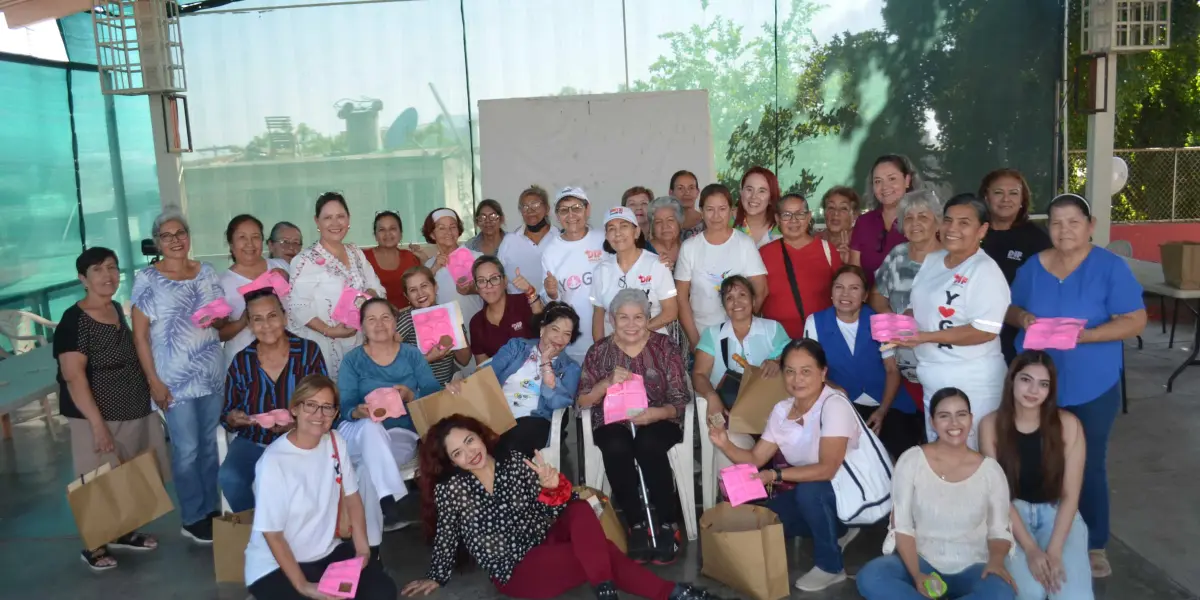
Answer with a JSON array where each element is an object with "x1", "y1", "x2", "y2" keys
[{"x1": 523, "y1": 450, "x2": 560, "y2": 489}]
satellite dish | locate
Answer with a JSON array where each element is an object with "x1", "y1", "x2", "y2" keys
[{"x1": 384, "y1": 108, "x2": 419, "y2": 150}]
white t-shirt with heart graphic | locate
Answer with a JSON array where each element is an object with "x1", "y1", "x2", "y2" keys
[
  {"x1": 909, "y1": 249, "x2": 1010, "y2": 365},
  {"x1": 675, "y1": 229, "x2": 767, "y2": 333},
  {"x1": 540, "y1": 228, "x2": 606, "y2": 364}
]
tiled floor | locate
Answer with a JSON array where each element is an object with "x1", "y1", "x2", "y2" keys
[{"x1": 1, "y1": 327, "x2": 1197, "y2": 599}]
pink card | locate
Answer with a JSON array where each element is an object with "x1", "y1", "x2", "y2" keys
[
  {"x1": 364, "y1": 387, "x2": 407, "y2": 422},
  {"x1": 317, "y1": 557, "x2": 363, "y2": 599},
  {"x1": 720, "y1": 463, "x2": 768, "y2": 507},
  {"x1": 330, "y1": 287, "x2": 370, "y2": 329},
  {"x1": 237, "y1": 270, "x2": 291, "y2": 301},
  {"x1": 447, "y1": 247, "x2": 475, "y2": 285},
  {"x1": 1024, "y1": 317, "x2": 1088, "y2": 350},
  {"x1": 869, "y1": 313, "x2": 919, "y2": 343},
  {"x1": 603, "y1": 374, "x2": 649, "y2": 425},
  {"x1": 191, "y1": 298, "x2": 232, "y2": 327},
  {"x1": 412, "y1": 303, "x2": 467, "y2": 353}
]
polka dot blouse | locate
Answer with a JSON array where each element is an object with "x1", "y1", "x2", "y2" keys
[{"x1": 425, "y1": 450, "x2": 570, "y2": 586}]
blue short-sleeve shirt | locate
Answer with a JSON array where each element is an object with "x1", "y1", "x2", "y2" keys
[{"x1": 1012, "y1": 247, "x2": 1144, "y2": 406}]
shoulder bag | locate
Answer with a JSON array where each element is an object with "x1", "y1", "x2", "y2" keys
[
  {"x1": 330, "y1": 432, "x2": 353, "y2": 539},
  {"x1": 821, "y1": 391, "x2": 893, "y2": 525},
  {"x1": 778, "y1": 239, "x2": 832, "y2": 326}
]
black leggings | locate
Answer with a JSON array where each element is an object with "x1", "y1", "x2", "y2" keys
[
  {"x1": 498, "y1": 416, "x2": 552, "y2": 459},
  {"x1": 248, "y1": 542, "x2": 396, "y2": 600},
  {"x1": 593, "y1": 421, "x2": 683, "y2": 526}
]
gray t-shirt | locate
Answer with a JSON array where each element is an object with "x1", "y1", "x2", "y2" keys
[{"x1": 873, "y1": 243, "x2": 925, "y2": 383}]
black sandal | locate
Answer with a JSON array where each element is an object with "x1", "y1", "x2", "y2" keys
[
  {"x1": 80, "y1": 547, "x2": 117, "y2": 571},
  {"x1": 110, "y1": 532, "x2": 158, "y2": 552}
]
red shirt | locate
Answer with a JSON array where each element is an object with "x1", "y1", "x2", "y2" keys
[
  {"x1": 364, "y1": 247, "x2": 423, "y2": 309},
  {"x1": 469, "y1": 294, "x2": 537, "y2": 359},
  {"x1": 759, "y1": 238, "x2": 842, "y2": 339}
]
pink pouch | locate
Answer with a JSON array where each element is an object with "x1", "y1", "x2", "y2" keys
[
  {"x1": 237, "y1": 270, "x2": 291, "y2": 301},
  {"x1": 364, "y1": 387, "x2": 406, "y2": 422},
  {"x1": 191, "y1": 298, "x2": 233, "y2": 328},
  {"x1": 720, "y1": 463, "x2": 768, "y2": 507},
  {"x1": 331, "y1": 287, "x2": 370, "y2": 329},
  {"x1": 603, "y1": 374, "x2": 649, "y2": 425},
  {"x1": 317, "y1": 557, "x2": 363, "y2": 599},
  {"x1": 869, "y1": 313, "x2": 919, "y2": 343},
  {"x1": 447, "y1": 247, "x2": 475, "y2": 285},
  {"x1": 1024, "y1": 317, "x2": 1088, "y2": 350},
  {"x1": 249, "y1": 408, "x2": 294, "y2": 429}
]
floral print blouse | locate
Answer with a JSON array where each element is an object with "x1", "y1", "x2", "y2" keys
[
  {"x1": 579, "y1": 332, "x2": 690, "y2": 432},
  {"x1": 131, "y1": 262, "x2": 225, "y2": 400}
]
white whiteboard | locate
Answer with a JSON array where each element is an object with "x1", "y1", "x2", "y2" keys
[{"x1": 479, "y1": 90, "x2": 714, "y2": 226}]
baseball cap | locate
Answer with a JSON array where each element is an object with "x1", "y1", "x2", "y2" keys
[
  {"x1": 555, "y1": 186, "x2": 589, "y2": 205},
  {"x1": 604, "y1": 206, "x2": 638, "y2": 227}
]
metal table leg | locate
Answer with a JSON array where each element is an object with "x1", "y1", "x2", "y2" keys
[{"x1": 1166, "y1": 299, "x2": 1200, "y2": 392}]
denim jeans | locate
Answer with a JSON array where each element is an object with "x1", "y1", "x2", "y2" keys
[
  {"x1": 164, "y1": 392, "x2": 222, "y2": 526},
  {"x1": 857, "y1": 554, "x2": 1016, "y2": 600},
  {"x1": 217, "y1": 436, "x2": 266, "y2": 513},
  {"x1": 1007, "y1": 500, "x2": 1094, "y2": 600},
  {"x1": 1064, "y1": 381, "x2": 1120, "y2": 550},
  {"x1": 765, "y1": 480, "x2": 846, "y2": 573}
]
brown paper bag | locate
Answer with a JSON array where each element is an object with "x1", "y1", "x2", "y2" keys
[
  {"x1": 728, "y1": 364, "x2": 789, "y2": 435},
  {"x1": 576, "y1": 486, "x2": 628, "y2": 553},
  {"x1": 213, "y1": 510, "x2": 255, "y2": 583},
  {"x1": 1161, "y1": 241, "x2": 1200, "y2": 290},
  {"x1": 67, "y1": 451, "x2": 175, "y2": 550},
  {"x1": 409, "y1": 366, "x2": 517, "y2": 437},
  {"x1": 699, "y1": 503, "x2": 790, "y2": 600}
]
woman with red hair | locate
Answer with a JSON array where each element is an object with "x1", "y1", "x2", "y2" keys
[
  {"x1": 400, "y1": 415, "x2": 724, "y2": 600},
  {"x1": 734, "y1": 167, "x2": 782, "y2": 247}
]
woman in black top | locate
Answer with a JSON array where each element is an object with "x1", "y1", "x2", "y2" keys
[
  {"x1": 55, "y1": 247, "x2": 168, "y2": 570},
  {"x1": 979, "y1": 351, "x2": 1091, "y2": 599},
  {"x1": 400, "y1": 415, "x2": 723, "y2": 600}
]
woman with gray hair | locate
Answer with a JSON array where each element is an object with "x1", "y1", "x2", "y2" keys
[
  {"x1": 576, "y1": 288, "x2": 691, "y2": 565},
  {"x1": 646, "y1": 196, "x2": 684, "y2": 272},
  {"x1": 850, "y1": 154, "x2": 924, "y2": 289},
  {"x1": 131, "y1": 211, "x2": 227, "y2": 543}
]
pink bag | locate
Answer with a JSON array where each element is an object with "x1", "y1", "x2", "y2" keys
[
  {"x1": 237, "y1": 270, "x2": 291, "y2": 301},
  {"x1": 330, "y1": 287, "x2": 370, "y2": 330},
  {"x1": 249, "y1": 408, "x2": 294, "y2": 428},
  {"x1": 364, "y1": 387, "x2": 407, "y2": 422},
  {"x1": 191, "y1": 298, "x2": 233, "y2": 328},
  {"x1": 869, "y1": 313, "x2": 919, "y2": 343},
  {"x1": 1023, "y1": 317, "x2": 1088, "y2": 350}
]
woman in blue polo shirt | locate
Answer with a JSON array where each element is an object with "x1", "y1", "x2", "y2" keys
[
  {"x1": 803, "y1": 265, "x2": 922, "y2": 457},
  {"x1": 1007, "y1": 193, "x2": 1146, "y2": 579}
]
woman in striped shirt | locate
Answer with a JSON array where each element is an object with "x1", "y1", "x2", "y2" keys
[{"x1": 395, "y1": 266, "x2": 472, "y2": 384}]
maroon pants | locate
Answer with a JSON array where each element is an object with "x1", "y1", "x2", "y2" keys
[{"x1": 495, "y1": 500, "x2": 676, "y2": 600}]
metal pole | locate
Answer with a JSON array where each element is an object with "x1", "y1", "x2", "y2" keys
[
  {"x1": 1085, "y1": 53, "x2": 1118, "y2": 246},
  {"x1": 1061, "y1": 0, "x2": 1071, "y2": 194},
  {"x1": 1172, "y1": 148, "x2": 1179, "y2": 221},
  {"x1": 628, "y1": 419, "x2": 659, "y2": 549}
]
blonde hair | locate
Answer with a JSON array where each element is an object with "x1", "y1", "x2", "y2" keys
[{"x1": 288, "y1": 374, "x2": 340, "y2": 411}]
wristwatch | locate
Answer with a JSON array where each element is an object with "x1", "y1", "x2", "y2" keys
[{"x1": 773, "y1": 467, "x2": 783, "y2": 483}]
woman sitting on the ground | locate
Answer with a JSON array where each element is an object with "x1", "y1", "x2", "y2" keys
[
  {"x1": 803, "y1": 265, "x2": 922, "y2": 457},
  {"x1": 395, "y1": 266, "x2": 472, "y2": 385},
  {"x1": 856, "y1": 387, "x2": 1016, "y2": 600},
  {"x1": 980, "y1": 351, "x2": 1092, "y2": 600},
  {"x1": 708, "y1": 339, "x2": 859, "y2": 593},
  {"x1": 221, "y1": 289, "x2": 326, "y2": 513},
  {"x1": 243, "y1": 375, "x2": 397, "y2": 600},
  {"x1": 468, "y1": 255, "x2": 541, "y2": 363},
  {"x1": 400, "y1": 415, "x2": 724, "y2": 600},
  {"x1": 577, "y1": 289, "x2": 691, "y2": 565}
]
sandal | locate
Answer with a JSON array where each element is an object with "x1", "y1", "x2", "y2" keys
[
  {"x1": 80, "y1": 547, "x2": 117, "y2": 571},
  {"x1": 110, "y1": 532, "x2": 158, "y2": 552}
]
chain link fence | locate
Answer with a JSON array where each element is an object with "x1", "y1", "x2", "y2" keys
[{"x1": 1067, "y1": 148, "x2": 1200, "y2": 222}]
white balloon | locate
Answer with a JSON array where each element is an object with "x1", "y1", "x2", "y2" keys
[{"x1": 1112, "y1": 156, "x2": 1129, "y2": 193}]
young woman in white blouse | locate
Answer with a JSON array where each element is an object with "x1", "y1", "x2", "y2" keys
[
  {"x1": 894, "y1": 193, "x2": 1010, "y2": 448},
  {"x1": 708, "y1": 339, "x2": 860, "y2": 593},
  {"x1": 287, "y1": 193, "x2": 384, "y2": 379},
  {"x1": 856, "y1": 387, "x2": 1016, "y2": 600},
  {"x1": 244, "y1": 375, "x2": 397, "y2": 600},
  {"x1": 218, "y1": 214, "x2": 290, "y2": 365},
  {"x1": 591, "y1": 206, "x2": 679, "y2": 341}
]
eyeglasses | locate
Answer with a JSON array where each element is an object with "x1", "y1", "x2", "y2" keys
[
  {"x1": 778, "y1": 211, "x2": 810, "y2": 222},
  {"x1": 273, "y1": 239, "x2": 302, "y2": 248},
  {"x1": 476, "y1": 214, "x2": 501, "y2": 223},
  {"x1": 556, "y1": 204, "x2": 586, "y2": 217},
  {"x1": 518, "y1": 202, "x2": 544, "y2": 213},
  {"x1": 474, "y1": 274, "x2": 505, "y2": 288},
  {"x1": 299, "y1": 400, "x2": 337, "y2": 417},
  {"x1": 157, "y1": 230, "x2": 189, "y2": 243}
]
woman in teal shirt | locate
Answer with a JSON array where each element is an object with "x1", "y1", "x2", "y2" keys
[{"x1": 1006, "y1": 193, "x2": 1146, "y2": 579}]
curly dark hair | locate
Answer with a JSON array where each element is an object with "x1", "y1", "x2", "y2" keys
[{"x1": 418, "y1": 415, "x2": 501, "y2": 546}]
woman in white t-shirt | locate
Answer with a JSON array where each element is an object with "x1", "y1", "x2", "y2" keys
[
  {"x1": 896, "y1": 194, "x2": 1010, "y2": 449},
  {"x1": 421, "y1": 208, "x2": 485, "y2": 329},
  {"x1": 590, "y1": 206, "x2": 679, "y2": 342},
  {"x1": 708, "y1": 339, "x2": 861, "y2": 593},
  {"x1": 217, "y1": 214, "x2": 291, "y2": 366},
  {"x1": 675, "y1": 184, "x2": 768, "y2": 349},
  {"x1": 244, "y1": 375, "x2": 397, "y2": 600},
  {"x1": 540, "y1": 187, "x2": 606, "y2": 365}
]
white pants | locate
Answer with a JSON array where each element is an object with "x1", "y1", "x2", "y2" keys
[
  {"x1": 917, "y1": 355, "x2": 1007, "y2": 450},
  {"x1": 337, "y1": 420, "x2": 417, "y2": 546}
]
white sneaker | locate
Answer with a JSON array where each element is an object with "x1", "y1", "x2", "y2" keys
[
  {"x1": 794, "y1": 566, "x2": 846, "y2": 591},
  {"x1": 838, "y1": 527, "x2": 860, "y2": 550}
]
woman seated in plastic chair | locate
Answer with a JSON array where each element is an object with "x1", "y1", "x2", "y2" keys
[
  {"x1": 577, "y1": 289, "x2": 691, "y2": 565},
  {"x1": 707, "y1": 339, "x2": 860, "y2": 593},
  {"x1": 693, "y1": 275, "x2": 789, "y2": 480},
  {"x1": 221, "y1": 288, "x2": 327, "y2": 513},
  {"x1": 803, "y1": 264, "x2": 923, "y2": 458},
  {"x1": 338, "y1": 298, "x2": 443, "y2": 532}
]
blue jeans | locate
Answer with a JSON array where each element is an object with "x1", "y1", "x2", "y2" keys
[
  {"x1": 1065, "y1": 381, "x2": 1120, "y2": 550},
  {"x1": 1007, "y1": 500, "x2": 1094, "y2": 600},
  {"x1": 217, "y1": 436, "x2": 266, "y2": 513},
  {"x1": 857, "y1": 554, "x2": 1016, "y2": 600},
  {"x1": 164, "y1": 392, "x2": 222, "y2": 526},
  {"x1": 765, "y1": 481, "x2": 846, "y2": 573}
]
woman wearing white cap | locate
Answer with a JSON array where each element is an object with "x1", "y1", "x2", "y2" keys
[
  {"x1": 421, "y1": 208, "x2": 485, "y2": 329},
  {"x1": 540, "y1": 187, "x2": 606, "y2": 365},
  {"x1": 590, "y1": 206, "x2": 679, "y2": 343}
]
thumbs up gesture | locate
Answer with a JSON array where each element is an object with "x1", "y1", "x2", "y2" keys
[
  {"x1": 543, "y1": 272, "x2": 559, "y2": 300},
  {"x1": 512, "y1": 268, "x2": 534, "y2": 295}
]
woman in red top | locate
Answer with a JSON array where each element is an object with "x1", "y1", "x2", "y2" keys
[
  {"x1": 759, "y1": 193, "x2": 842, "y2": 339},
  {"x1": 364, "y1": 211, "x2": 425, "y2": 308}
]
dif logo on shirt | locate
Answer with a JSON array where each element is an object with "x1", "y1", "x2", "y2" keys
[{"x1": 586, "y1": 250, "x2": 603, "y2": 262}]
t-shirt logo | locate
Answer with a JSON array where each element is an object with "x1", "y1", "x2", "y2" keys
[
  {"x1": 937, "y1": 290, "x2": 961, "y2": 350},
  {"x1": 638, "y1": 274, "x2": 652, "y2": 285},
  {"x1": 586, "y1": 250, "x2": 603, "y2": 261},
  {"x1": 1007, "y1": 250, "x2": 1023, "y2": 262},
  {"x1": 953, "y1": 273, "x2": 969, "y2": 286},
  {"x1": 562, "y1": 272, "x2": 593, "y2": 290},
  {"x1": 512, "y1": 322, "x2": 523, "y2": 331}
]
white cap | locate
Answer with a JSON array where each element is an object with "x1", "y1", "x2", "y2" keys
[
  {"x1": 604, "y1": 206, "x2": 638, "y2": 227},
  {"x1": 555, "y1": 186, "x2": 589, "y2": 204}
]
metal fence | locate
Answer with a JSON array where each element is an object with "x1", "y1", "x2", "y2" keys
[{"x1": 1067, "y1": 148, "x2": 1200, "y2": 222}]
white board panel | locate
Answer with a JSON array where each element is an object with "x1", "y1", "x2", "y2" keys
[{"x1": 479, "y1": 90, "x2": 714, "y2": 228}]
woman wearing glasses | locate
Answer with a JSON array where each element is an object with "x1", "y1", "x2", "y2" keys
[
  {"x1": 469, "y1": 256, "x2": 542, "y2": 364},
  {"x1": 505, "y1": 188, "x2": 559, "y2": 298},
  {"x1": 540, "y1": 187, "x2": 606, "y2": 365},
  {"x1": 422, "y1": 207, "x2": 485, "y2": 328},
  {"x1": 364, "y1": 211, "x2": 425, "y2": 310},
  {"x1": 760, "y1": 193, "x2": 841, "y2": 339},
  {"x1": 267, "y1": 221, "x2": 303, "y2": 263},
  {"x1": 733, "y1": 167, "x2": 782, "y2": 248},
  {"x1": 590, "y1": 207, "x2": 679, "y2": 344},
  {"x1": 466, "y1": 199, "x2": 509, "y2": 257},
  {"x1": 850, "y1": 154, "x2": 923, "y2": 289}
]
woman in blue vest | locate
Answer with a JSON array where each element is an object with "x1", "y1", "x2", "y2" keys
[{"x1": 803, "y1": 264, "x2": 922, "y2": 457}]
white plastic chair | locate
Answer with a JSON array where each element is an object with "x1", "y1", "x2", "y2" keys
[
  {"x1": 579, "y1": 401, "x2": 698, "y2": 541},
  {"x1": 0, "y1": 310, "x2": 59, "y2": 436},
  {"x1": 696, "y1": 395, "x2": 720, "y2": 511},
  {"x1": 216, "y1": 427, "x2": 233, "y2": 514}
]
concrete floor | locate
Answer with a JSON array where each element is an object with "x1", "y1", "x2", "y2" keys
[{"x1": 1, "y1": 326, "x2": 1197, "y2": 600}]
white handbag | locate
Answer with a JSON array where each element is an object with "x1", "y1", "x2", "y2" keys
[{"x1": 823, "y1": 392, "x2": 894, "y2": 525}]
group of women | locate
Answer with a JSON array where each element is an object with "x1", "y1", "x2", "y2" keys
[{"x1": 50, "y1": 157, "x2": 1144, "y2": 600}]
